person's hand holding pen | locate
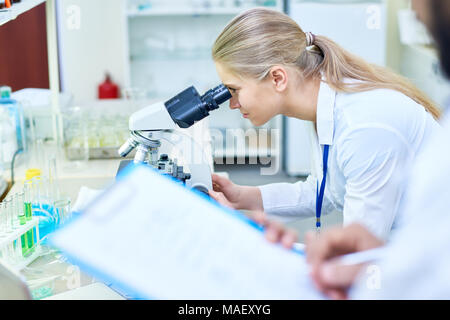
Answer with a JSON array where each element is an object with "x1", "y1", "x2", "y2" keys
[
  {"x1": 305, "y1": 224, "x2": 384, "y2": 300},
  {"x1": 209, "y1": 175, "x2": 386, "y2": 299},
  {"x1": 241, "y1": 214, "x2": 386, "y2": 300}
]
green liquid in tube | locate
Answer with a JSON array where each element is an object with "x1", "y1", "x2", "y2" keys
[
  {"x1": 19, "y1": 211, "x2": 28, "y2": 256},
  {"x1": 24, "y1": 202, "x2": 32, "y2": 220},
  {"x1": 23, "y1": 202, "x2": 35, "y2": 256}
]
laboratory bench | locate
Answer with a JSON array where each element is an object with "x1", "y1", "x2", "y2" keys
[
  {"x1": 3, "y1": 153, "x2": 230, "y2": 300},
  {"x1": 4, "y1": 156, "x2": 127, "y2": 300}
]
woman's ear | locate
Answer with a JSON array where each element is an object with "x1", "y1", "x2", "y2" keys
[{"x1": 268, "y1": 66, "x2": 288, "y2": 92}]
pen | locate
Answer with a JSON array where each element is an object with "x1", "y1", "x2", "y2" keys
[
  {"x1": 335, "y1": 247, "x2": 386, "y2": 266},
  {"x1": 293, "y1": 243, "x2": 384, "y2": 266}
]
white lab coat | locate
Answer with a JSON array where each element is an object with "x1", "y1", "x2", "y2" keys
[
  {"x1": 350, "y1": 110, "x2": 450, "y2": 299},
  {"x1": 259, "y1": 81, "x2": 442, "y2": 239}
]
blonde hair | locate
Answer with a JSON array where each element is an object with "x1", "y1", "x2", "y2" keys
[{"x1": 212, "y1": 8, "x2": 441, "y2": 120}]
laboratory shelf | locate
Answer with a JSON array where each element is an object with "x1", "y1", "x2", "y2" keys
[{"x1": 0, "y1": 0, "x2": 46, "y2": 26}]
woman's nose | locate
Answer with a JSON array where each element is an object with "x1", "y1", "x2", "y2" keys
[{"x1": 229, "y1": 97, "x2": 240, "y2": 110}]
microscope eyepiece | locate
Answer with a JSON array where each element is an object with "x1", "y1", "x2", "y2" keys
[
  {"x1": 164, "y1": 84, "x2": 231, "y2": 128},
  {"x1": 201, "y1": 84, "x2": 232, "y2": 112}
]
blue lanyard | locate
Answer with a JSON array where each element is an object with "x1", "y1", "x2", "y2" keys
[{"x1": 316, "y1": 144, "x2": 330, "y2": 233}]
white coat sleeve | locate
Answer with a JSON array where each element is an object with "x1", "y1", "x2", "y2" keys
[
  {"x1": 336, "y1": 126, "x2": 412, "y2": 240},
  {"x1": 258, "y1": 175, "x2": 336, "y2": 222}
]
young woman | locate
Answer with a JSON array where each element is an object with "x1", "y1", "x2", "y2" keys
[{"x1": 208, "y1": 8, "x2": 442, "y2": 240}]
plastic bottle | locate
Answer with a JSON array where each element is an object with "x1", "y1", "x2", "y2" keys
[
  {"x1": 0, "y1": 108, "x2": 18, "y2": 164},
  {"x1": 98, "y1": 73, "x2": 119, "y2": 99},
  {"x1": 0, "y1": 86, "x2": 26, "y2": 162}
]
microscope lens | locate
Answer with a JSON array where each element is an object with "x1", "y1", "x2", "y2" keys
[{"x1": 213, "y1": 84, "x2": 232, "y2": 106}]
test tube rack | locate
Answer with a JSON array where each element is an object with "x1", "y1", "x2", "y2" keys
[{"x1": 0, "y1": 217, "x2": 41, "y2": 271}]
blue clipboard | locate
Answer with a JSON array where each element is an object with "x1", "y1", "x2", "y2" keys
[{"x1": 50, "y1": 162, "x2": 305, "y2": 300}]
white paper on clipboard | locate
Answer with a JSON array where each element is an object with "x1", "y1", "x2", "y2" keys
[{"x1": 50, "y1": 164, "x2": 323, "y2": 300}]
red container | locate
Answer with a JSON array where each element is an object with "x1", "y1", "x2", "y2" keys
[{"x1": 98, "y1": 73, "x2": 119, "y2": 99}]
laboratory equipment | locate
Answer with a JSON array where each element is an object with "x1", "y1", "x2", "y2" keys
[
  {"x1": 47, "y1": 155, "x2": 60, "y2": 201},
  {"x1": 63, "y1": 101, "x2": 137, "y2": 161},
  {"x1": 0, "y1": 86, "x2": 26, "y2": 167},
  {"x1": 53, "y1": 197, "x2": 71, "y2": 227},
  {"x1": 21, "y1": 186, "x2": 34, "y2": 256},
  {"x1": 0, "y1": 107, "x2": 18, "y2": 165},
  {"x1": 17, "y1": 191, "x2": 30, "y2": 257},
  {"x1": 62, "y1": 106, "x2": 89, "y2": 163},
  {"x1": 9, "y1": 195, "x2": 17, "y2": 229},
  {"x1": 118, "y1": 84, "x2": 231, "y2": 194},
  {"x1": 98, "y1": 73, "x2": 119, "y2": 99},
  {"x1": 0, "y1": 194, "x2": 41, "y2": 269},
  {"x1": 11, "y1": 88, "x2": 73, "y2": 144},
  {"x1": 29, "y1": 176, "x2": 57, "y2": 244},
  {"x1": 4, "y1": 197, "x2": 13, "y2": 233}
]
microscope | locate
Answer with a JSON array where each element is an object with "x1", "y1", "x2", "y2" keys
[{"x1": 118, "y1": 84, "x2": 231, "y2": 195}]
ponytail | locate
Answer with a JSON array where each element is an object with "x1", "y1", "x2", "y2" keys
[
  {"x1": 212, "y1": 8, "x2": 441, "y2": 120},
  {"x1": 312, "y1": 35, "x2": 441, "y2": 120}
]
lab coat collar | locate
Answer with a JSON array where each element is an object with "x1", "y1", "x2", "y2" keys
[{"x1": 316, "y1": 80, "x2": 336, "y2": 146}]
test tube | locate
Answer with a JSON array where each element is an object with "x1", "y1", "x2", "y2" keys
[
  {"x1": 28, "y1": 177, "x2": 56, "y2": 244},
  {"x1": 13, "y1": 191, "x2": 28, "y2": 257},
  {"x1": 54, "y1": 198, "x2": 71, "y2": 227},
  {"x1": 20, "y1": 190, "x2": 34, "y2": 256},
  {"x1": 48, "y1": 155, "x2": 61, "y2": 201},
  {"x1": 11, "y1": 195, "x2": 20, "y2": 230},
  {"x1": 3, "y1": 198, "x2": 16, "y2": 263},
  {"x1": 4, "y1": 197, "x2": 13, "y2": 233},
  {"x1": 11, "y1": 193, "x2": 21, "y2": 229},
  {"x1": 33, "y1": 176, "x2": 52, "y2": 210},
  {"x1": 23, "y1": 181, "x2": 33, "y2": 221},
  {"x1": 31, "y1": 176, "x2": 41, "y2": 209},
  {"x1": 36, "y1": 175, "x2": 58, "y2": 225},
  {"x1": 0, "y1": 202, "x2": 15, "y2": 264},
  {"x1": 9, "y1": 196, "x2": 16, "y2": 232},
  {"x1": 23, "y1": 182, "x2": 35, "y2": 256}
]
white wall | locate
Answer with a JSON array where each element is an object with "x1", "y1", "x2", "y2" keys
[
  {"x1": 385, "y1": 0, "x2": 409, "y2": 72},
  {"x1": 401, "y1": 45, "x2": 450, "y2": 109},
  {"x1": 57, "y1": 0, "x2": 128, "y2": 104}
]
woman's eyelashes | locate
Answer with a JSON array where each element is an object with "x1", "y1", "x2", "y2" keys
[{"x1": 228, "y1": 87, "x2": 238, "y2": 94}]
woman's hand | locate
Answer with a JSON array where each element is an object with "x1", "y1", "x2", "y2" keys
[
  {"x1": 209, "y1": 174, "x2": 243, "y2": 209},
  {"x1": 209, "y1": 174, "x2": 264, "y2": 211},
  {"x1": 304, "y1": 223, "x2": 385, "y2": 300}
]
